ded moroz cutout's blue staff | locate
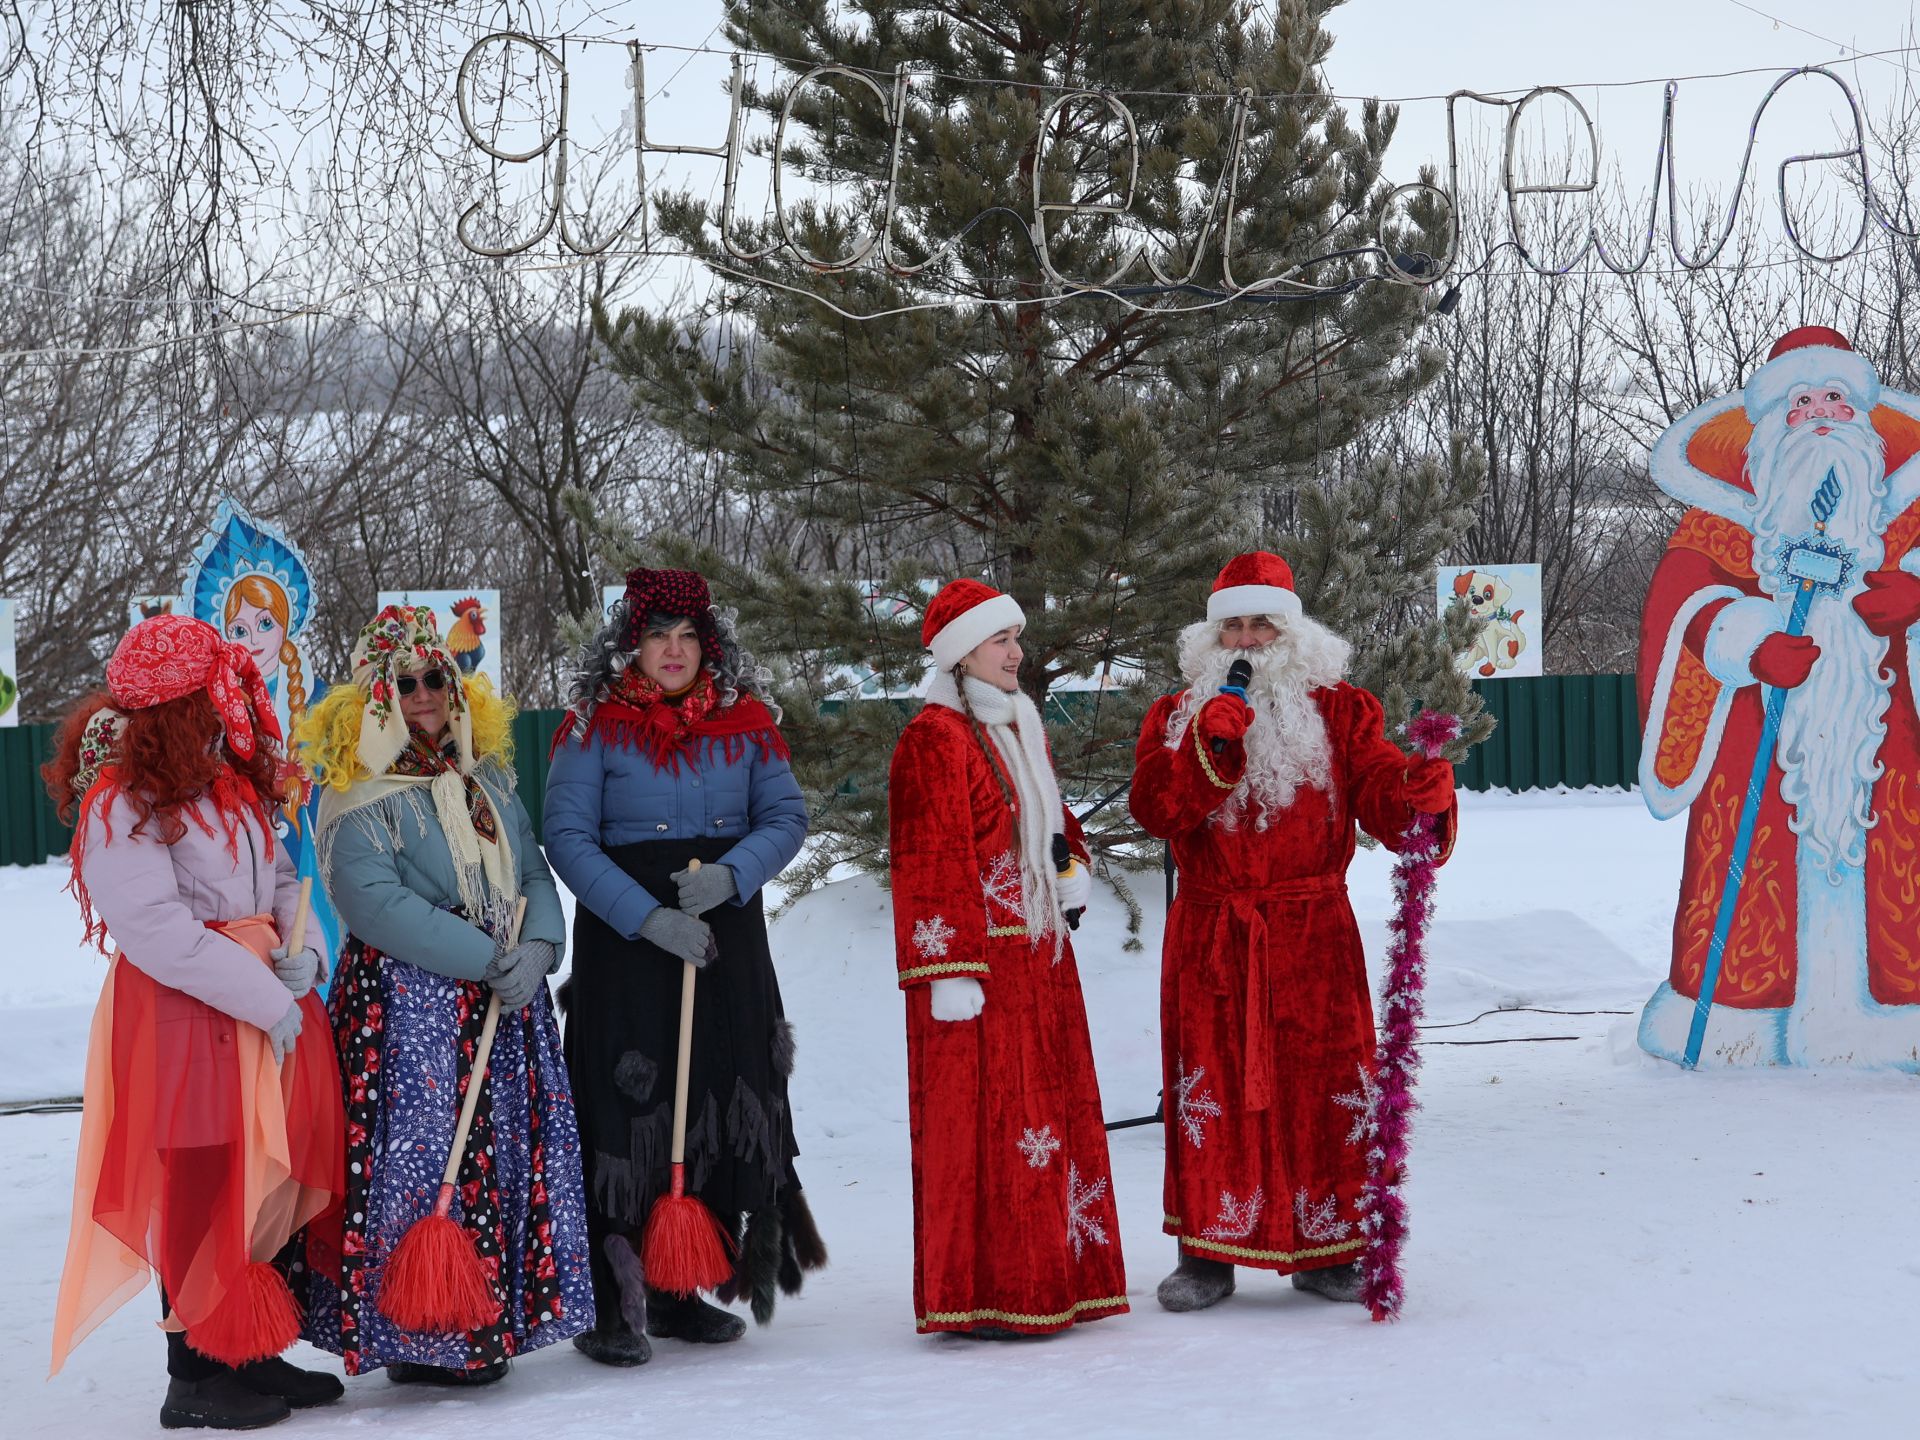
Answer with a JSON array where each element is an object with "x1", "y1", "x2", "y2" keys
[{"x1": 1685, "y1": 469, "x2": 1853, "y2": 1068}]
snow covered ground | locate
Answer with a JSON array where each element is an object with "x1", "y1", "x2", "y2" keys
[{"x1": 4, "y1": 788, "x2": 1917, "y2": 1437}]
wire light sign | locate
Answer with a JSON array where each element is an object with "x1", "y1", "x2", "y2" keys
[{"x1": 454, "y1": 33, "x2": 1914, "y2": 295}]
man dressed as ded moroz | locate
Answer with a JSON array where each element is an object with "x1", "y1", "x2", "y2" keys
[{"x1": 1131, "y1": 552, "x2": 1457, "y2": 1314}]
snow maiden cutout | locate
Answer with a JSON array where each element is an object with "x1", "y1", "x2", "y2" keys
[
  {"x1": 183, "y1": 499, "x2": 342, "y2": 975},
  {"x1": 1635, "y1": 326, "x2": 1920, "y2": 1069}
]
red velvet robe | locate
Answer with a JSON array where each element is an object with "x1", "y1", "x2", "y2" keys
[
  {"x1": 1131, "y1": 683, "x2": 1455, "y2": 1274},
  {"x1": 1638, "y1": 505, "x2": 1920, "y2": 1011},
  {"x1": 887, "y1": 702, "x2": 1129, "y2": 1335}
]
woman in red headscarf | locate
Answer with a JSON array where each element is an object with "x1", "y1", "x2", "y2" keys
[{"x1": 43, "y1": 615, "x2": 345, "y2": 1432}]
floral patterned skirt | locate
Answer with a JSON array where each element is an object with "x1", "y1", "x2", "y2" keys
[{"x1": 302, "y1": 936, "x2": 595, "y2": 1373}]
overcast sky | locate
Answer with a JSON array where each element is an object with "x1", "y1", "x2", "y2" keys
[{"x1": 535, "y1": 0, "x2": 1919, "y2": 304}]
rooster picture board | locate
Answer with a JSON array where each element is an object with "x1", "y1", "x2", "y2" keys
[{"x1": 376, "y1": 589, "x2": 504, "y2": 692}]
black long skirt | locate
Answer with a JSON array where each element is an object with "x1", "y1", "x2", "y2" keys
[{"x1": 562, "y1": 837, "x2": 800, "y2": 1234}]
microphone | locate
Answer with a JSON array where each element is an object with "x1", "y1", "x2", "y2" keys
[
  {"x1": 1051, "y1": 833, "x2": 1083, "y2": 931},
  {"x1": 1211, "y1": 657, "x2": 1253, "y2": 755}
]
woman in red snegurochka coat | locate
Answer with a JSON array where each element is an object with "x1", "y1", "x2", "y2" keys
[{"x1": 886, "y1": 579, "x2": 1127, "y2": 1340}]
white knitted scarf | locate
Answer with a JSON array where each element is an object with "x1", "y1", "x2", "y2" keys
[{"x1": 925, "y1": 669, "x2": 1064, "y2": 952}]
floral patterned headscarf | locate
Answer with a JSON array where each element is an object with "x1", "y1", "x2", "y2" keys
[{"x1": 347, "y1": 604, "x2": 474, "y2": 778}]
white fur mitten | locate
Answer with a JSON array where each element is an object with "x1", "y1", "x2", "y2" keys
[
  {"x1": 1056, "y1": 863, "x2": 1093, "y2": 915},
  {"x1": 929, "y1": 976, "x2": 986, "y2": 1022}
]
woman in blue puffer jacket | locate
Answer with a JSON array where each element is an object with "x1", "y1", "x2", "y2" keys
[{"x1": 546, "y1": 567, "x2": 824, "y2": 1369}]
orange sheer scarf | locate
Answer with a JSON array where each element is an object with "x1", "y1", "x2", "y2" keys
[{"x1": 50, "y1": 916, "x2": 343, "y2": 1375}]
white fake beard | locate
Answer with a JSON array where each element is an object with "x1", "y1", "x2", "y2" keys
[
  {"x1": 1745, "y1": 406, "x2": 1891, "y2": 876},
  {"x1": 1165, "y1": 616, "x2": 1350, "y2": 830}
]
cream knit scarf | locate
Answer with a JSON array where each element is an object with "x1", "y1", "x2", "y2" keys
[{"x1": 925, "y1": 669, "x2": 1065, "y2": 954}]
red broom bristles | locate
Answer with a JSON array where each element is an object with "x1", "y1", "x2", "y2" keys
[
  {"x1": 377, "y1": 1191, "x2": 501, "y2": 1334},
  {"x1": 641, "y1": 1164, "x2": 735, "y2": 1297},
  {"x1": 185, "y1": 1260, "x2": 302, "y2": 1367}
]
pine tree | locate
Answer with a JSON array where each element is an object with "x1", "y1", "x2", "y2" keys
[{"x1": 590, "y1": 0, "x2": 1481, "y2": 899}]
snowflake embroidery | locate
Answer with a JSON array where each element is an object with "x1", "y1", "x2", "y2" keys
[
  {"x1": 1293, "y1": 1187, "x2": 1354, "y2": 1243},
  {"x1": 1201, "y1": 1186, "x2": 1265, "y2": 1241},
  {"x1": 1175, "y1": 1059, "x2": 1222, "y2": 1150},
  {"x1": 1066, "y1": 1160, "x2": 1111, "y2": 1259},
  {"x1": 1332, "y1": 1065, "x2": 1381, "y2": 1147},
  {"x1": 912, "y1": 914, "x2": 956, "y2": 959},
  {"x1": 982, "y1": 850, "x2": 1025, "y2": 921},
  {"x1": 1018, "y1": 1125, "x2": 1062, "y2": 1169}
]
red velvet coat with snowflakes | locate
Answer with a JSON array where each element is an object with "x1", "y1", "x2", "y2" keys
[
  {"x1": 887, "y1": 700, "x2": 1128, "y2": 1334},
  {"x1": 1130, "y1": 682, "x2": 1457, "y2": 1274}
]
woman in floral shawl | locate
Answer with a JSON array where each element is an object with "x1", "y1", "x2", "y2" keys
[{"x1": 295, "y1": 604, "x2": 592, "y2": 1385}]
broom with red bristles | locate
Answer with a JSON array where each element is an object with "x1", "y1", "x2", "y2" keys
[
  {"x1": 188, "y1": 878, "x2": 316, "y2": 1366},
  {"x1": 377, "y1": 895, "x2": 527, "y2": 1334},
  {"x1": 641, "y1": 859, "x2": 735, "y2": 1296}
]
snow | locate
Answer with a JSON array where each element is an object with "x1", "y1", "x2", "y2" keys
[{"x1": 6, "y1": 788, "x2": 1920, "y2": 1436}]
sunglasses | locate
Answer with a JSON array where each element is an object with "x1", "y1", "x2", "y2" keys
[{"x1": 397, "y1": 670, "x2": 450, "y2": 696}]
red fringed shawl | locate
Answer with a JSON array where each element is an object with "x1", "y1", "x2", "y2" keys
[{"x1": 550, "y1": 684, "x2": 791, "y2": 774}]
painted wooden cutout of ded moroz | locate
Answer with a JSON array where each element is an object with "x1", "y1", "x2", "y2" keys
[{"x1": 1636, "y1": 326, "x2": 1920, "y2": 1069}]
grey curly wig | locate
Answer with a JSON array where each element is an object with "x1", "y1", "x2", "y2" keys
[{"x1": 564, "y1": 596, "x2": 783, "y2": 728}]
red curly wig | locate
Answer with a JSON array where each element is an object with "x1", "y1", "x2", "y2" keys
[
  {"x1": 45, "y1": 689, "x2": 290, "y2": 953},
  {"x1": 44, "y1": 688, "x2": 289, "y2": 842}
]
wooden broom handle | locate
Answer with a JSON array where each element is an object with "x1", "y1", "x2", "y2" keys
[
  {"x1": 438, "y1": 896, "x2": 528, "y2": 1190},
  {"x1": 668, "y1": 861, "x2": 701, "y2": 1168},
  {"x1": 285, "y1": 876, "x2": 313, "y2": 956}
]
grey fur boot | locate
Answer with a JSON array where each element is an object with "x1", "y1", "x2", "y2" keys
[
  {"x1": 573, "y1": 1235, "x2": 653, "y2": 1366},
  {"x1": 1155, "y1": 1253, "x2": 1235, "y2": 1312},
  {"x1": 1291, "y1": 1261, "x2": 1364, "y2": 1303}
]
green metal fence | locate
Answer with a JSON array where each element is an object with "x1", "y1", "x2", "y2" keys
[
  {"x1": 1457, "y1": 673, "x2": 1641, "y2": 793},
  {"x1": 0, "y1": 676, "x2": 1643, "y2": 868},
  {"x1": 0, "y1": 723, "x2": 72, "y2": 868},
  {"x1": 0, "y1": 710, "x2": 574, "y2": 871}
]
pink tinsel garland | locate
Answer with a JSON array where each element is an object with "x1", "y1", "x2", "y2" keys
[{"x1": 1358, "y1": 708, "x2": 1460, "y2": 1323}]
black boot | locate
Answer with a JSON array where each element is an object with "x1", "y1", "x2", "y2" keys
[
  {"x1": 573, "y1": 1324, "x2": 653, "y2": 1367},
  {"x1": 1291, "y1": 1260, "x2": 1365, "y2": 1303},
  {"x1": 645, "y1": 1286, "x2": 746, "y2": 1344},
  {"x1": 159, "y1": 1374, "x2": 292, "y2": 1431},
  {"x1": 385, "y1": 1359, "x2": 509, "y2": 1386},
  {"x1": 1155, "y1": 1253, "x2": 1235, "y2": 1312},
  {"x1": 231, "y1": 1357, "x2": 344, "y2": 1409}
]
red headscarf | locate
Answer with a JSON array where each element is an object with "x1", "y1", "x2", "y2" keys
[{"x1": 106, "y1": 615, "x2": 282, "y2": 760}]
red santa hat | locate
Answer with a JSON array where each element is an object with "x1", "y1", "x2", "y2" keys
[
  {"x1": 922, "y1": 578, "x2": 1025, "y2": 671},
  {"x1": 1744, "y1": 325, "x2": 1880, "y2": 423},
  {"x1": 1207, "y1": 551, "x2": 1304, "y2": 623}
]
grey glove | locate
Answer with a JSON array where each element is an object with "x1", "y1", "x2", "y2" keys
[
  {"x1": 266, "y1": 1001, "x2": 303, "y2": 1064},
  {"x1": 269, "y1": 943, "x2": 323, "y2": 999},
  {"x1": 639, "y1": 905, "x2": 719, "y2": 968},
  {"x1": 672, "y1": 862, "x2": 737, "y2": 915},
  {"x1": 485, "y1": 939, "x2": 556, "y2": 1010}
]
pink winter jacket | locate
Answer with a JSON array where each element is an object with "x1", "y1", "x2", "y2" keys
[{"x1": 78, "y1": 789, "x2": 303, "y2": 1033}]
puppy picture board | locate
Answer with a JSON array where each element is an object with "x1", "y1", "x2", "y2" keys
[{"x1": 1436, "y1": 563, "x2": 1543, "y2": 679}]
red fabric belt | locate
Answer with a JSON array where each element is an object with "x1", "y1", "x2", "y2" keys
[{"x1": 1177, "y1": 874, "x2": 1347, "y2": 1113}]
